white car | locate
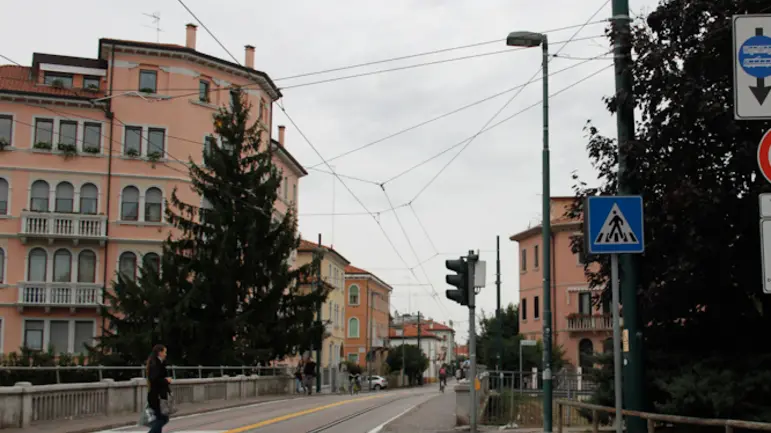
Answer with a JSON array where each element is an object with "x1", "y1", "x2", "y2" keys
[{"x1": 365, "y1": 375, "x2": 388, "y2": 390}]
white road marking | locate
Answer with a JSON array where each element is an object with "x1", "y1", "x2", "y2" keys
[{"x1": 366, "y1": 393, "x2": 441, "y2": 433}]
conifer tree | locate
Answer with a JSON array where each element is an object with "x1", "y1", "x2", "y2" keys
[{"x1": 97, "y1": 89, "x2": 327, "y2": 366}]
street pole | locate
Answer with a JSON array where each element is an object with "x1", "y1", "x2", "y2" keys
[
  {"x1": 316, "y1": 233, "x2": 323, "y2": 393},
  {"x1": 611, "y1": 1, "x2": 645, "y2": 431},
  {"x1": 540, "y1": 34, "x2": 554, "y2": 433},
  {"x1": 417, "y1": 311, "x2": 422, "y2": 385},
  {"x1": 367, "y1": 289, "x2": 371, "y2": 390},
  {"x1": 468, "y1": 251, "x2": 478, "y2": 433},
  {"x1": 610, "y1": 255, "x2": 623, "y2": 433},
  {"x1": 496, "y1": 235, "x2": 502, "y2": 373}
]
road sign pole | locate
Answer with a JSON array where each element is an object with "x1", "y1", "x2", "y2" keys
[{"x1": 610, "y1": 254, "x2": 623, "y2": 433}]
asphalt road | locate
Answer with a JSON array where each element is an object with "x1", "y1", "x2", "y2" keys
[{"x1": 96, "y1": 386, "x2": 447, "y2": 433}]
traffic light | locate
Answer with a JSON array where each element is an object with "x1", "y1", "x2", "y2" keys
[{"x1": 445, "y1": 256, "x2": 469, "y2": 306}]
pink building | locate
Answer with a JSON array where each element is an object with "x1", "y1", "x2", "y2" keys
[
  {"x1": 0, "y1": 24, "x2": 307, "y2": 356},
  {"x1": 510, "y1": 197, "x2": 611, "y2": 369}
]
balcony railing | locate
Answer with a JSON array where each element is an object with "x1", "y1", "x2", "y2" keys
[
  {"x1": 20, "y1": 211, "x2": 107, "y2": 244},
  {"x1": 17, "y1": 282, "x2": 102, "y2": 309},
  {"x1": 566, "y1": 314, "x2": 615, "y2": 332}
]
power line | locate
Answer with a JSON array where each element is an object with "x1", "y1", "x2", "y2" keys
[
  {"x1": 408, "y1": 204, "x2": 439, "y2": 255},
  {"x1": 403, "y1": 0, "x2": 612, "y2": 203}
]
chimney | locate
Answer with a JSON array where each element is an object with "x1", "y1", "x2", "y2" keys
[
  {"x1": 278, "y1": 125, "x2": 286, "y2": 146},
  {"x1": 186, "y1": 24, "x2": 197, "y2": 49},
  {"x1": 245, "y1": 45, "x2": 255, "y2": 69}
]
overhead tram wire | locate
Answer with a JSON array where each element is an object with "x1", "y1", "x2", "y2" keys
[
  {"x1": 408, "y1": 204, "x2": 440, "y2": 256},
  {"x1": 399, "y1": 0, "x2": 613, "y2": 204}
]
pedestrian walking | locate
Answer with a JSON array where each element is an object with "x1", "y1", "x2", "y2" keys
[
  {"x1": 303, "y1": 356, "x2": 317, "y2": 395},
  {"x1": 294, "y1": 360, "x2": 305, "y2": 393},
  {"x1": 146, "y1": 344, "x2": 172, "y2": 433}
]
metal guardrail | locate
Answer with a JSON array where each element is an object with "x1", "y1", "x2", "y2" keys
[
  {"x1": 0, "y1": 365, "x2": 291, "y2": 385},
  {"x1": 556, "y1": 399, "x2": 771, "y2": 433}
]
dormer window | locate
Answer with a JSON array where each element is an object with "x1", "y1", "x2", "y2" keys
[{"x1": 44, "y1": 73, "x2": 73, "y2": 88}]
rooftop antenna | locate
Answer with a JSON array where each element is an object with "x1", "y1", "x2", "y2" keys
[{"x1": 143, "y1": 12, "x2": 163, "y2": 43}]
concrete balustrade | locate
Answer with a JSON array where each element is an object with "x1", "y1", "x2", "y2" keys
[{"x1": 0, "y1": 374, "x2": 293, "y2": 429}]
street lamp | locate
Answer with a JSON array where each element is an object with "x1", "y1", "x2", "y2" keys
[
  {"x1": 519, "y1": 339, "x2": 537, "y2": 393},
  {"x1": 506, "y1": 30, "x2": 553, "y2": 433}
]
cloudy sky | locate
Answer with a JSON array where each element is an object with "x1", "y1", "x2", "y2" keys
[{"x1": 2, "y1": 0, "x2": 659, "y2": 341}]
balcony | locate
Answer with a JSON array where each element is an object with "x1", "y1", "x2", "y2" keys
[
  {"x1": 20, "y1": 212, "x2": 107, "y2": 245},
  {"x1": 566, "y1": 314, "x2": 618, "y2": 332},
  {"x1": 17, "y1": 282, "x2": 103, "y2": 312}
]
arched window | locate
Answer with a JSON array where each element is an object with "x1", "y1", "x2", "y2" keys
[
  {"x1": 143, "y1": 252, "x2": 161, "y2": 275},
  {"x1": 55, "y1": 182, "x2": 74, "y2": 213},
  {"x1": 0, "y1": 178, "x2": 8, "y2": 215},
  {"x1": 53, "y1": 249, "x2": 72, "y2": 282},
  {"x1": 121, "y1": 186, "x2": 139, "y2": 221},
  {"x1": 78, "y1": 250, "x2": 96, "y2": 283},
  {"x1": 119, "y1": 252, "x2": 137, "y2": 281},
  {"x1": 145, "y1": 188, "x2": 163, "y2": 222},
  {"x1": 348, "y1": 317, "x2": 360, "y2": 338},
  {"x1": 348, "y1": 284, "x2": 360, "y2": 305},
  {"x1": 30, "y1": 180, "x2": 50, "y2": 212},
  {"x1": 80, "y1": 183, "x2": 98, "y2": 215},
  {"x1": 28, "y1": 248, "x2": 47, "y2": 281},
  {"x1": 0, "y1": 247, "x2": 5, "y2": 283},
  {"x1": 578, "y1": 339, "x2": 594, "y2": 370}
]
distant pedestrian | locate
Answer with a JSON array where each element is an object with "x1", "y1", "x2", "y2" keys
[
  {"x1": 303, "y1": 357, "x2": 317, "y2": 395},
  {"x1": 294, "y1": 360, "x2": 305, "y2": 393},
  {"x1": 146, "y1": 344, "x2": 172, "y2": 433}
]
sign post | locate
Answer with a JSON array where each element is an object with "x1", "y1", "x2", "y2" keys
[
  {"x1": 585, "y1": 196, "x2": 645, "y2": 433},
  {"x1": 733, "y1": 14, "x2": 771, "y2": 120}
]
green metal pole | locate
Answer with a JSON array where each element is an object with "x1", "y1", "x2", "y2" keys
[
  {"x1": 496, "y1": 235, "x2": 502, "y2": 375},
  {"x1": 611, "y1": 1, "x2": 645, "y2": 432},
  {"x1": 540, "y1": 35, "x2": 553, "y2": 433},
  {"x1": 316, "y1": 233, "x2": 322, "y2": 393}
]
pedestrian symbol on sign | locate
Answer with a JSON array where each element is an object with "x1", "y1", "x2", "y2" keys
[{"x1": 595, "y1": 204, "x2": 638, "y2": 245}]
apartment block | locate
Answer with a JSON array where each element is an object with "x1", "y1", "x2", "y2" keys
[
  {"x1": 343, "y1": 265, "x2": 392, "y2": 373},
  {"x1": 510, "y1": 197, "x2": 611, "y2": 369},
  {"x1": 0, "y1": 24, "x2": 306, "y2": 355}
]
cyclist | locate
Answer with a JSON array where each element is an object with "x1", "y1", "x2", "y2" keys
[{"x1": 438, "y1": 365, "x2": 447, "y2": 391}]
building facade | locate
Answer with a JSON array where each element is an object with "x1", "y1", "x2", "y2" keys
[
  {"x1": 0, "y1": 24, "x2": 306, "y2": 355},
  {"x1": 391, "y1": 314, "x2": 455, "y2": 371},
  {"x1": 510, "y1": 197, "x2": 610, "y2": 369},
  {"x1": 388, "y1": 323, "x2": 441, "y2": 380},
  {"x1": 343, "y1": 265, "x2": 392, "y2": 373},
  {"x1": 296, "y1": 239, "x2": 349, "y2": 368}
]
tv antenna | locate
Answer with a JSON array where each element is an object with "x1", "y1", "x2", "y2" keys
[{"x1": 143, "y1": 12, "x2": 163, "y2": 42}]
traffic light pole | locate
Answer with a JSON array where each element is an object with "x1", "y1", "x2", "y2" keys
[
  {"x1": 611, "y1": 1, "x2": 645, "y2": 432},
  {"x1": 316, "y1": 233, "x2": 322, "y2": 394},
  {"x1": 467, "y1": 251, "x2": 478, "y2": 433}
]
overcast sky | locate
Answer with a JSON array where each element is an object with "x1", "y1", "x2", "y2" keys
[{"x1": 2, "y1": 0, "x2": 659, "y2": 342}]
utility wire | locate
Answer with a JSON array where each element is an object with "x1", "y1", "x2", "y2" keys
[
  {"x1": 408, "y1": 204, "x2": 439, "y2": 255},
  {"x1": 403, "y1": 0, "x2": 612, "y2": 203}
]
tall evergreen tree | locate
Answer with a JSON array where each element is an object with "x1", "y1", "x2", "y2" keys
[
  {"x1": 569, "y1": 0, "x2": 771, "y2": 420},
  {"x1": 97, "y1": 89, "x2": 327, "y2": 366}
]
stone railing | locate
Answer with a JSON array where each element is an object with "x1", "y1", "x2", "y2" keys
[
  {"x1": 17, "y1": 282, "x2": 102, "y2": 308},
  {"x1": 0, "y1": 374, "x2": 293, "y2": 429},
  {"x1": 20, "y1": 211, "x2": 107, "y2": 242},
  {"x1": 566, "y1": 314, "x2": 614, "y2": 332}
]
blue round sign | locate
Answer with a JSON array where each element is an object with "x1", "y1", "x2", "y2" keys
[{"x1": 739, "y1": 35, "x2": 771, "y2": 79}]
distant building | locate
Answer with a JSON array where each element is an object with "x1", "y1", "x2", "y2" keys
[
  {"x1": 296, "y1": 239, "x2": 350, "y2": 368},
  {"x1": 343, "y1": 265, "x2": 392, "y2": 374},
  {"x1": 389, "y1": 315, "x2": 455, "y2": 379},
  {"x1": 510, "y1": 197, "x2": 611, "y2": 369}
]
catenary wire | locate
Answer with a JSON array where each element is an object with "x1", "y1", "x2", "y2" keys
[{"x1": 402, "y1": 0, "x2": 612, "y2": 203}]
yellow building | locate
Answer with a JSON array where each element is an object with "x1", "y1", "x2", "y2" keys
[{"x1": 297, "y1": 238, "x2": 350, "y2": 368}]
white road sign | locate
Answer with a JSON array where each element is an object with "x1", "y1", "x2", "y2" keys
[
  {"x1": 760, "y1": 219, "x2": 771, "y2": 294},
  {"x1": 733, "y1": 14, "x2": 771, "y2": 120}
]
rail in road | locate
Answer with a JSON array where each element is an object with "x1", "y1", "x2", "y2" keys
[{"x1": 96, "y1": 386, "x2": 443, "y2": 433}]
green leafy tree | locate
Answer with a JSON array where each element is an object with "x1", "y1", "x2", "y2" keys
[
  {"x1": 386, "y1": 344, "x2": 429, "y2": 385},
  {"x1": 97, "y1": 89, "x2": 327, "y2": 366},
  {"x1": 476, "y1": 303, "x2": 566, "y2": 372},
  {"x1": 568, "y1": 0, "x2": 771, "y2": 420}
]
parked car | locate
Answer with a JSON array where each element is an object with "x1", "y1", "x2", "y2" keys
[{"x1": 364, "y1": 375, "x2": 388, "y2": 390}]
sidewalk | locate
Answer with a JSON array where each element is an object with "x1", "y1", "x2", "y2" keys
[
  {"x1": 1, "y1": 394, "x2": 300, "y2": 433},
  {"x1": 382, "y1": 391, "x2": 456, "y2": 433}
]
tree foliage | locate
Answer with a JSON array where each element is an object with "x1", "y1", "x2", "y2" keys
[
  {"x1": 96, "y1": 89, "x2": 328, "y2": 367},
  {"x1": 476, "y1": 303, "x2": 567, "y2": 372},
  {"x1": 385, "y1": 344, "x2": 429, "y2": 385},
  {"x1": 568, "y1": 0, "x2": 771, "y2": 420}
]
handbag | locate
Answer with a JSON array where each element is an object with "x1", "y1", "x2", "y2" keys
[
  {"x1": 160, "y1": 392, "x2": 177, "y2": 416},
  {"x1": 138, "y1": 403, "x2": 156, "y2": 426}
]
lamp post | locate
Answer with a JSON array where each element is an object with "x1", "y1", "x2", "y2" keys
[{"x1": 506, "y1": 31, "x2": 552, "y2": 433}]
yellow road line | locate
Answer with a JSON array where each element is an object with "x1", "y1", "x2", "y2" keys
[{"x1": 223, "y1": 394, "x2": 386, "y2": 432}]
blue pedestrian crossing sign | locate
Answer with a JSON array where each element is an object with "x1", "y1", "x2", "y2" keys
[{"x1": 585, "y1": 196, "x2": 645, "y2": 254}]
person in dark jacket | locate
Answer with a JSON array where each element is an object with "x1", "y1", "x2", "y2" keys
[
  {"x1": 302, "y1": 357, "x2": 316, "y2": 395},
  {"x1": 146, "y1": 344, "x2": 171, "y2": 433}
]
